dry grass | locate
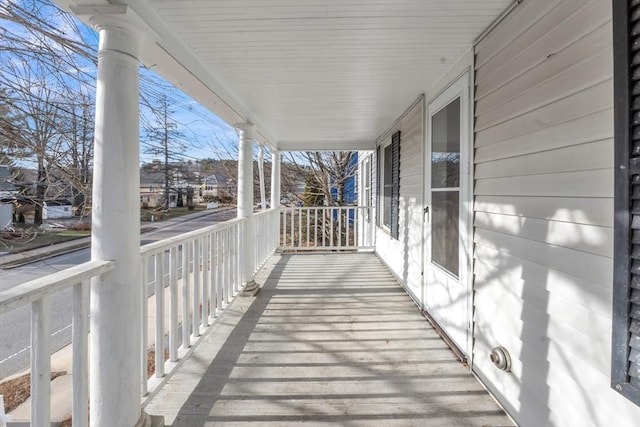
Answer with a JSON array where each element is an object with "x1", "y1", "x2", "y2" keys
[
  {"x1": 0, "y1": 351, "x2": 167, "y2": 424},
  {"x1": 147, "y1": 349, "x2": 170, "y2": 378},
  {"x1": 0, "y1": 371, "x2": 66, "y2": 413}
]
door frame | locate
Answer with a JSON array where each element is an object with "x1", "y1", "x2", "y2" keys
[{"x1": 422, "y1": 69, "x2": 474, "y2": 359}]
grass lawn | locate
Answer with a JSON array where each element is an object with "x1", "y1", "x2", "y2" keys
[{"x1": 0, "y1": 229, "x2": 91, "y2": 254}]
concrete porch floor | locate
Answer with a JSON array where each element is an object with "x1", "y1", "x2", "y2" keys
[{"x1": 144, "y1": 253, "x2": 513, "y2": 426}]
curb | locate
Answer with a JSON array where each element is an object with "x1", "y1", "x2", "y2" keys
[
  {"x1": 0, "y1": 207, "x2": 237, "y2": 269},
  {"x1": 0, "y1": 240, "x2": 91, "y2": 269}
]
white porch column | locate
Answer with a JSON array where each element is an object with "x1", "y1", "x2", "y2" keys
[
  {"x1": 257, "y1": 145, "x2": 267, "y2": 211},
  {"x1": 270, "y1": 150, "x2": 281, "y2": 209},
  {"x1": 76, "y1": 6, "x2": 149, "y2": 427},
  {"x1": 270, "y1": 150, "x2": 281, "y2": 249},
  {"x1": 236, "y1": 124, "x2": 259, "y2": 295}
]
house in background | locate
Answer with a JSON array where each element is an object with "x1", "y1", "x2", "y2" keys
[
  {"x1": 200, "y1": 173, "x2": 233, "y2": 201},
  {"x1": 0, "y1": 165, "x2": 16, "y2": 229},
  {"x1": 139, "y1": 168, "x2": 166, "y2": 208},
  {"x1": 42, "y1": 199, "x2": 74, "y2": 220},
  {"x1": 140, "y1": 162, "x2": 200, "y2": 208},
  {"x1": 330, "y1": 153, "x2": 358, "y2": 205}
]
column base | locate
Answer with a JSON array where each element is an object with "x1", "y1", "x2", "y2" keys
[
  {"x1": 240, "y1": 280, "x2": 260, "y2": 297},
  {"x1": 134, "y1": 410, "x2": 165, "y2": 427}
]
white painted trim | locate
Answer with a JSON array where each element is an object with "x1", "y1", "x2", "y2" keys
[
  {"x1": 473, "y1": 0, "x2": 523, "y2": 46},
  {"x1": 467, "y1": 57, "x2": 477, "y2": 369}
]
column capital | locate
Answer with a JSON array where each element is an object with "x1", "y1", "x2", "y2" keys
[
  {"x1": 70, "y1": 4, "x2": 160, "y2": 49},
  {"x1": 235, "y1": 123, "x2": 256, "y2": 141}
]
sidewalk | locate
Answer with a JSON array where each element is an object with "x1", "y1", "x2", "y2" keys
[{"x1": 0, "y1": 206, "x2": 236, "y2": 269}]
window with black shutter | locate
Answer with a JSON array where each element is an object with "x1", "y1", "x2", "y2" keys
[
  {"x1": 612, "y1": 0, "x2": 640, "y2": 406},
  {"x1": 375, "y1": 131, "x2": 401, "y2": 239},
  {"x1": 390, "y1": 131, "x2": 401, "y2": 240}
]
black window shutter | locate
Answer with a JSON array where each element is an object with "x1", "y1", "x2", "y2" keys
[
  {"x1": 375, "y1": 145, "x2": 381, "y2": 227},
  {"x1": 612, "y1": 0, "x2": 640, "y2": 406},
  {"x1": 390, "y1": 131, "x2": 401, "y2": 240}
]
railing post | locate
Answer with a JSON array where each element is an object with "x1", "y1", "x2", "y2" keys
[
  {"x1": 201, "y1": 236, "x2": 209, "y2": 328},
  {"x1": 169, "y1": 247, "x2": 179, "y2": 362},
  {"x1": 0, "y1": 395, "x2": 7, "y2": 427},
  {"x1": 192, "y1": 239, "x2": 200, "y2": 337},
  {"x1": 181, "y1": 243, "x2": 191, "y2": 349},
  {"x1": 154, "y1": 253, "x2": 164, "y2": 378},
  {"x1": 31, "y1": 296, "x2": 51, "y2": 427},
  {"x1": 141, "y1": 256, "x2": 149, "y2": 395},
  {"x1": 72, "y1": 280, "x2": 90, "y2": 426}
]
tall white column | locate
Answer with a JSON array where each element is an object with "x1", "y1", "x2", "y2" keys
[
  {"x1": 257, "y1": 145, "x2": 267, "y2": 211},
  {"x1": 236, "y1": 124, "x2": 258, "y2": 294},
  {"x1": 270, "y1": 150, "x2": 281, "y2": 209},
  {"x1": 82, "y1": 8, "x2": 146, "y2": 427},
  {"x1": 270, "y1": 150, "x2": 281, "y2": 249}
]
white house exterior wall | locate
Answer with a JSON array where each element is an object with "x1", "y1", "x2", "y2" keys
[
  {"x1": 471, "y1": 1, "x2": 640, "y2": 426},
  {"x1": 374, "y1": 99, "x2": 424, "y2": 306}
]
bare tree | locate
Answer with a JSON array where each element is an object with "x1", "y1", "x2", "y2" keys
[
  {"x1": 286, "y1": 151, "x2": 358, "y2": 207},
  {"x1": 142, "y1": 94, "x2": 189, "y2": 209},
  {"x1": 1, "y1": 61, "x2": 70, "y2": 224}
]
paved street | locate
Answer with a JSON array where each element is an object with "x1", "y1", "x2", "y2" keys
[{"x1": 0, "y1": 207, "x2": 236, "y2": 380}]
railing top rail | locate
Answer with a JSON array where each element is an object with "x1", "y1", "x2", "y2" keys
[
  {"x1": 254, "y1": 207, "x2": 280, "y2": 217},
  {"x1": 0, "y1": 260, "x2": 114, "y2": 315},
  {"x1": 140, "y1": 217, "x2": 246, "y2": 256}
]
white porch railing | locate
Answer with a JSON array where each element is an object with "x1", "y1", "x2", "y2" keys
[
  {"x1": 0, "y1": 260, "x2": 115, "y2": 427},
  {"x1": 279, "y1": 206, "x2": 375, "y2": 251},
  {"x1": 139, "y1": 217, "x2": 244, "y2": 396},
  {"x1": 0, "y1": 206, "x2": 375, "y2": 424},
  {"x1": 139, "y1": 208, "x2": 280, "y2": 397},
  {"x1": 253, "y1": 208, "x2": 280, "y2": 271}
]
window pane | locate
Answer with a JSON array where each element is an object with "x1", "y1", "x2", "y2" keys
[
  {"x1": 432, "y1": 190, "x2": 459, "y2": 277},
  {"x1": 383, "y1": 144, "x2": 392, "y2": 227},
  {"x1": 431, "y1": 98, "x2": 460, "y2": 189}
]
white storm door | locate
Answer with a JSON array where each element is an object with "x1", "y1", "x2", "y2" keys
[{"x1": 424, "y1": 72, "x2": 472, "y2": 356}]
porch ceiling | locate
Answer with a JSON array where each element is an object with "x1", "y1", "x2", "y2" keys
[{"x1": 61, "y1": 0, "x2": 513, "y2": 150}]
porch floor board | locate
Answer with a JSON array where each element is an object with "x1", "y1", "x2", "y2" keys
[{"x1": 145, "y1": 253, "x2": 512, "y2": 426}]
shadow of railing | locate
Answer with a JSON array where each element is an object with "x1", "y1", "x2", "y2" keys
[{"x1": 166, "y1": 253, "x2": 510, "y2": 426}]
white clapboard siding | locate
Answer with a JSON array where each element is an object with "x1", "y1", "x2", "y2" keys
[
  {"x1": 476, "y1": 22, "x2": 612, "y2": 117},
  {"x1": 475, "y1": 79, "x2": 613, "y2": 148},
  {"x1": 475, "y1": 169, "x2": 613, "y2": 198},
  {"x1": 475, "y1": 1, "x2": 611, "y2": 97},
  {"x1": 475, "y1": 138, "x2": 613, "y2": 179},
  {"x1": 474, "y1": 211, "x2": 613, "y2": 257},
  {"x1": 476, "y1": 50, "x2": 613, "y2": 132},
  {"x1": 474, "y1": 247, "x2": 612, "y2": 317},
  {"x1": 470, "y1": 1, "x2": 640, "y2": 425},
  {"x1": 375, "y1": 98, "x2": 424, "y2": 305},
  {"x1": 475, "y1": 195, "x2": 613, "y2": 228}
]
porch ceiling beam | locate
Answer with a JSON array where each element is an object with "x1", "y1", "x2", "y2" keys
[{"x1": 277, "y1": 139, "x2": 375, "y2": 152}]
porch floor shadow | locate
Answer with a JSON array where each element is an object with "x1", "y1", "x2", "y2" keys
[{"x1": 144, "y1": 253, "x2": 513, "y2": 426}]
